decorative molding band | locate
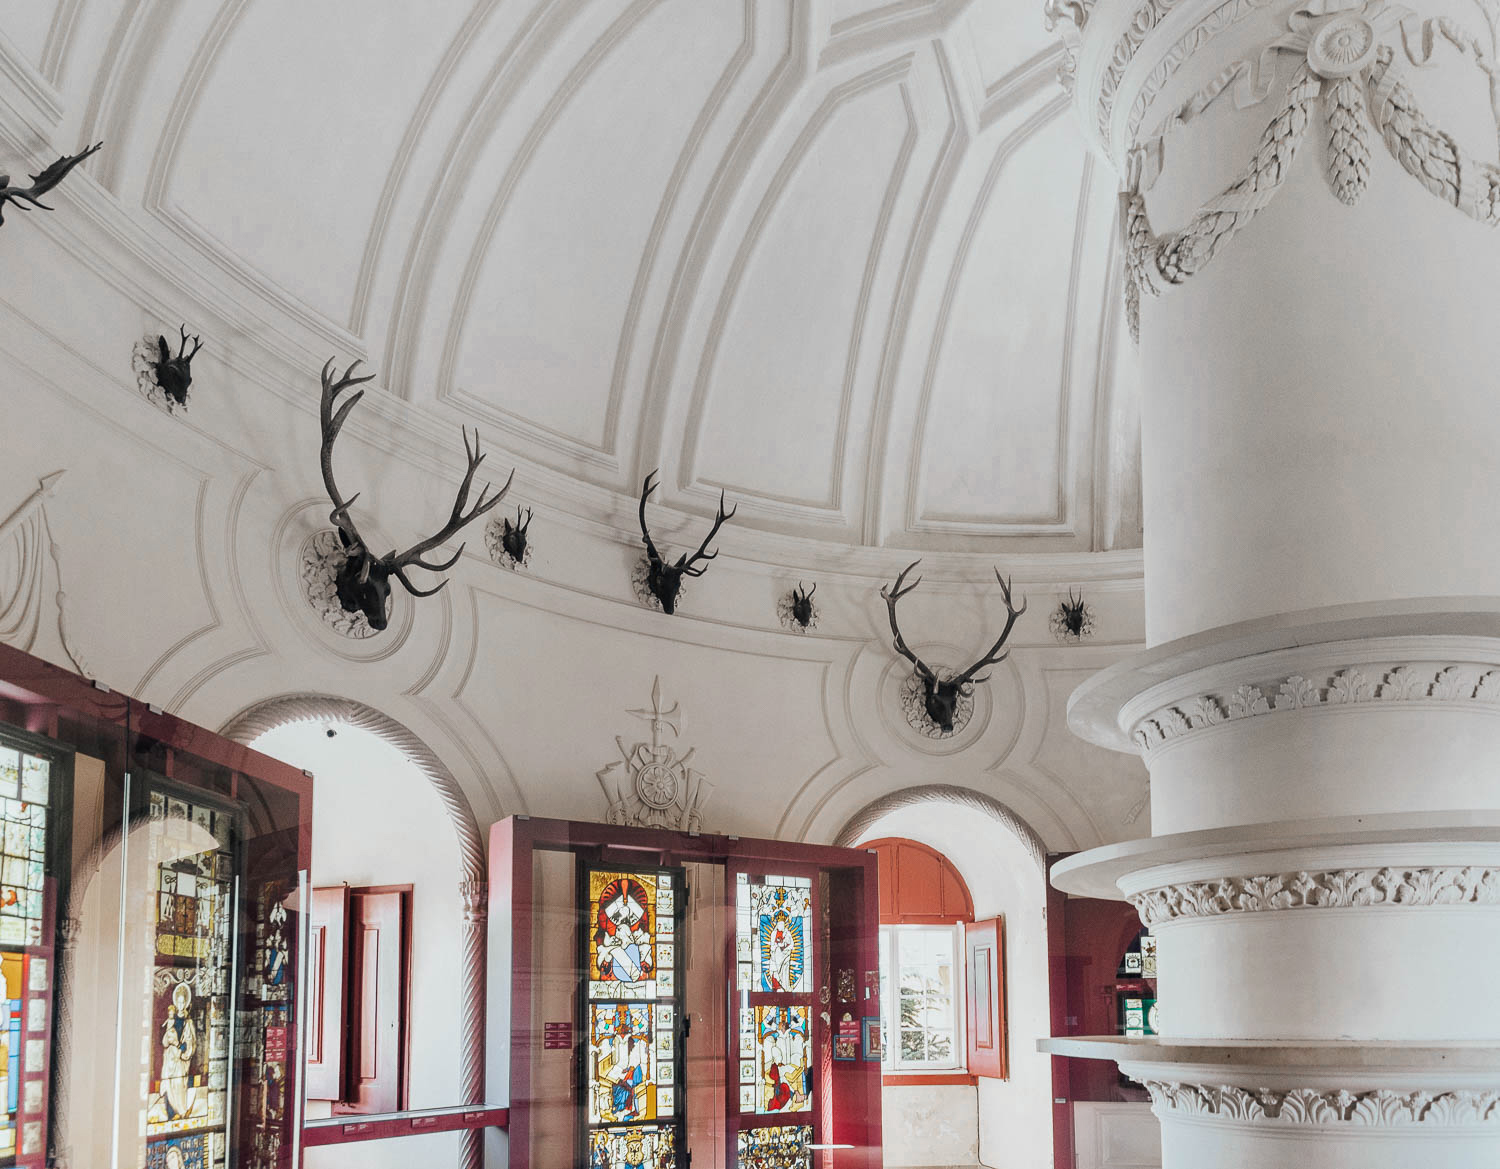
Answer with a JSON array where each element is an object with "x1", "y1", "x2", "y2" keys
[
  {"x1": 1122, "y1": 4, "x2": 1500, "y2": 338},
  {"x1": 1143, "y1": 1079, "x2": 1500, "y2": 1125},
  {"x1": 1132, "y1": 661, "x2": 1500, "y2": 754},
  {"x1": 1132, "y1": 866, "x2": 1500, "y2": 924},
  {"x1": 833, "y1": 783, "x2": 1048, "y2": 871}
]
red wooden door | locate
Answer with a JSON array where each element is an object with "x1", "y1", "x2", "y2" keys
[
  {"x1": 965, "y1": 917, "x2": 1008, "y2": 1080},
  {"x1": 338, "y1": 889, "x2": 409, "y2": 1114}
]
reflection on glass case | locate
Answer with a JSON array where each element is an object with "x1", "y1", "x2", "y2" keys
[
  {"x1": 493, "y1": 817, "x2": 882, "y2": 1169},
  {"x1": 0, "y1": 642, "x2": 311, "y2": 1169}
]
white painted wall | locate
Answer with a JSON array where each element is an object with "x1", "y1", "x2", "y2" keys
[
  {"x1": 860, "y1": 801, "x2": 1053, "y2": 1169},
  {"x1": 250, "y1": 721, "x2": 465, "y2": 1168},
  {"x1": 882, "y1": 1083, "x2": 980, "y2": 1166}
]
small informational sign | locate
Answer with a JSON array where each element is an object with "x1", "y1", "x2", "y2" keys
[{"x1": 543, "y1": 1021, "x2": 572, "y2": 1050}]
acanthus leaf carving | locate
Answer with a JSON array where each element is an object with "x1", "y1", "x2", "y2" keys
[
  {"x1": 1144, "y1": 1079, "x2": 1500, "y2": 1126},
  {"x1": 1132, "y1": 866, "x2": 1500, "y2": 924}
]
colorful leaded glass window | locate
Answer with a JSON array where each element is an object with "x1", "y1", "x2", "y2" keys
[
  {"x1": 581, "y1": 865, "x2": 683, "y2": 1168},
  {"x1": 0, "y1": 748, "x2": 50, "y2": 949},
  {"x1": 737, "y1": 1124, "x2": 813, "y2": 1169},
  {"x1": 733, "y1": 870, "x2": 819, "y2": 1152},
  {"x1": 143, "y1": 787, "x2": 237, "y2": 1169},
  {"x1": 0, "y1": 730, "x2": 64, "y2": 1169}
]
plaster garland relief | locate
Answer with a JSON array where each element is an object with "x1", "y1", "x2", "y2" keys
[
  {"x1": 1142, "y1": 1080, "x2": 1500, "y2": 1125},
  {"x1": 1131, "y1": 661, "x2": 1500, "y2": 754},
  {"x1": 1131, "y1": 865, "x2": 1500, "y2": 924},
  {"x1": 1113, "y1": 0, "x2": 1500, "y2": 338}
]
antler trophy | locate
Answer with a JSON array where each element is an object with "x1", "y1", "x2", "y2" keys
[
  {"x1": 637, "y1": 470, "x2": 736, "y2": 615},
  {"x1": 319, "y1": 358, "x2": 514, "y2": 631},
  {"x1": 881, "y1": 560, "x2": 1028, "y2": 734}
]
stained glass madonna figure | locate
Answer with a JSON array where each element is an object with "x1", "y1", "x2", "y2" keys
[{"x1": 592, "y1": 875, "x2": 655, "y2": 991}]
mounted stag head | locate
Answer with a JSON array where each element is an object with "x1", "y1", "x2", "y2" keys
[
  {"x1": 637, "y1": 470, "x2": 736, "y2": 615},
  {"x1": 500, "y1": 506, "x2": 532, "y2": 566},
  {"x1": 0, "y1": 141, "x2": 101, "y2": 226},
  {"x1": 881, "y1": 560, "x2": 1028, "y2": 734},
  {"x1": 151, "y1": 325, "x2": 203, "y2": 408},
  {"x1": 319, "y1": 358, "x2": 514, "y2": 631},
  {"x1": 1052, "y1": 587, "x2": 1092, "y2": 641},
  {"x1": 790, "y1": 582, "x2": 816, "y2": 629}
]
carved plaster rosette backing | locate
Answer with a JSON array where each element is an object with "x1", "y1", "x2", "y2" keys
[
  {"x1": 483, "y1": 513, "x2": 530, "y2": 571},
  {"x1": 776, "y1": 587, "x2": 819, "y2": 633},
  {"x1": 898, "y1": 665, "x2": 977, "y2": 738},
  {"x1": 631, "y1": 553, "x2": 681, "y2": 612},
  {"x1": 131, "y1": 334, "x2": 185, "y2": 415},
  {"x1": 1131, "y1": 659, "x2": 1500, "y2": 755},
  {"x1": 1142, "y1": 1080, "x2": 1500, "y2": 1125},
  {"x1": 298, "y1": 529, "x2": 384, "y2": 639}
]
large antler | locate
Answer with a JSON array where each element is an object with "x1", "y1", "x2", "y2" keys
[
  {"x1": 881, "y1": 560, "x2": 938, "y2": 683},
  {"x1": 386, "y1": 427, "x2": 514, "y2": 596},
  {"x1": 319, "y1": 357, "x2": 377, "y2": 551},
  {"x1": 951, "y1": 568, "x2": 1028, "y2": 685},
  {"x1": 176, "y1": 324, "x2": 203, "y2": 363},
  {"x1": 678, "y1": 490, "x2": 737, "y2": 575},
  {"x1": 639, "y1": 471, "x2": 664, "y2": 565}
]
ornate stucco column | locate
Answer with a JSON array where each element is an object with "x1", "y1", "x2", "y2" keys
[{"x1": 1042, "y1": 1, "x2": 1500, "y2": 1165}]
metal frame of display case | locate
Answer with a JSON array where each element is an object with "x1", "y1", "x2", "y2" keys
[{"x1": 490, "y1": 815, "x2": 883, "y2": 1169}]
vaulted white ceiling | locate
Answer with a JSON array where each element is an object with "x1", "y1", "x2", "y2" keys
[
  {"x1": 0, "y1": 0, "x2": 1139, "y2": 555},
  {"x1": 0, "y1": 0, "x2": 1149, "y2": 854}
]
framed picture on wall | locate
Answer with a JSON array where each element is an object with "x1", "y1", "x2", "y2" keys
[{"x1": 861, "y1": 1017, "x2": 881, "y2": 1062}]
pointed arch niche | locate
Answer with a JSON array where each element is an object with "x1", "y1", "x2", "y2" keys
[{"x1": 219, "y1": 695, "x2": 487, "y2": 1169}]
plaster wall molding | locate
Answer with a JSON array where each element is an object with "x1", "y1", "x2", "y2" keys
[
  {"x1": 680, "y1": 54, "x2": 919, "y2": 518},
  {"x1": 0, "y1": 472, "x2": 91, "y2": 679},
  {"x1": 833, "y1": 782, "x2": 1048, "y2": 870},
  {"x1": 1141, "y1": 1079, "x2": 1500, "y2": 1125},
  {"x1": 1130, "y1": 865, "x2": 1500, "y2": 925},
  {"x1": 218, "y1": 694, "x2": 488, "y2": 1165},
  {"x1": 1130, "y1": 658, "x2": 1500, "y2": 756}
]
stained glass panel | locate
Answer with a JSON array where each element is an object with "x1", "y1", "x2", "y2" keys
[
  {"x1": 589, "y1": 871, "x2": 672, "y2": 1000},
  {"x1": 735, "y1": 875, "x2": 811, "y2": 993},
  {"x1": 588, "y1": 1124, "x2": 677, "y2": 1169},
  {"x1": 143, "y1": 788, "x2": 235, "y2": 1168},
  {"x1": 741, "y1": 1006, "x2": 812, "y2": 1115},
  {"x1": 582, "y1": 865, "x2": 683, "y2": 1162},
  {"x1": 588, "y1": 1003, "x2": 664, "y2": 1124},
  {"x1": 737, "y1": 1125, "x2": 812, "y2": 1169}
]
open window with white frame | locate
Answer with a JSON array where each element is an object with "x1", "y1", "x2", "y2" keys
[{"x1": 878, "y1": 923, "x2": 967, "y2": 1072}]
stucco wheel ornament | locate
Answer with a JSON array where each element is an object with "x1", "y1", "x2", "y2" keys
[
  {"x1": 1121, "y1": 0, "x2": 1500, "y2": 339},
  {"x1": 633, "y1": 758, "x2": 680, "y2": 810}
]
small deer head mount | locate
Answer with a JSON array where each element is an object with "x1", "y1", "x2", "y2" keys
[
  {"x1": 500, "y1": 507, "x2": 532, "y2": 566},
  {"x1": 319, "y1": 358, "x2": 514, "y2": 632},
  {"x1": 881, "y1": 560, "x2": 1028, "y2": 735},
  {"x1": 637, "y1": 471, "x2": 736, "y2": 615},
  {"x1": 150, "y1": 325, "x2": 203, "y2": 409},
  {"x1": 777, "y1": 582, "x2": 817, "y2": 632},
  {"x1": 1050, "y1": 588, "x2": 1094, "y2": 642}
]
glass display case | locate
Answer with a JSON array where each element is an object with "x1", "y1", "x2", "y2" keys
[
  {"x1": 491, "y1": 817, "x2": 882, "y2": 1169},
  {"x1": 0, "y1": 642, "x2": 311, "y2": 1168}
]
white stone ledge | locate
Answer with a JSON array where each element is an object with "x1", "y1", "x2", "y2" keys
[{"x1": 1048, "y1": 811, "x2": 1500, "y2": 899}]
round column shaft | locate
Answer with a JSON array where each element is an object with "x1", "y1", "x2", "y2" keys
[{"x1": 1043, "y1": 0, "x2": 1500, "y2": 1164}]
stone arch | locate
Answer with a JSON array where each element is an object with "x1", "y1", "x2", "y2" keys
[
  {"x1": 833, "y1": 783, "x2": 1049, "y2": 871},
  {"x1": 219, "y1": 694, "x2": 488, "y2": 1169}
]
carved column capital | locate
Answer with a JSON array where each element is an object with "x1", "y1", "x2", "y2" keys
[{"x1": 460, "y1": 878, "x2": 489, "y2": 923}]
